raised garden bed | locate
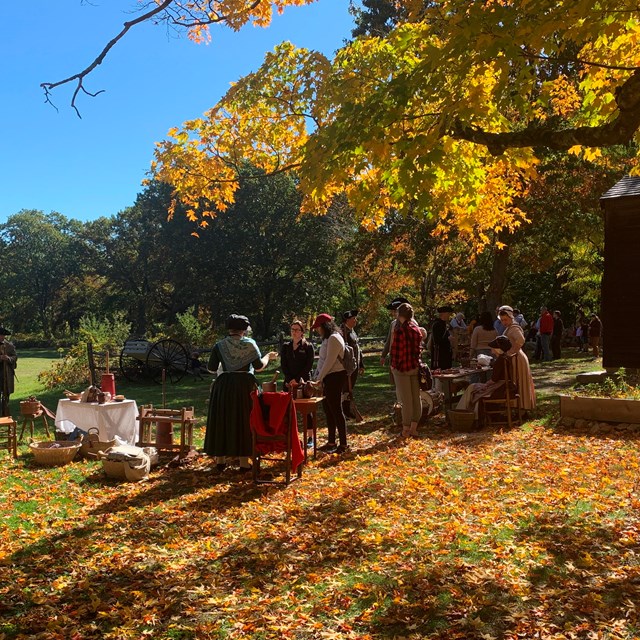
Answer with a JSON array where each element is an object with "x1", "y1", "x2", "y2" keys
[{"x1": 559, "y1": 394, "x2": 640, "y2": 424}]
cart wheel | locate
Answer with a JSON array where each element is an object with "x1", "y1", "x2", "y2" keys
[
  {"x1": 146, "y1": 339, "x2": 189, "y2": 384},
  {"x1": 119, "y1": 349, "x2": 147, "y2": 383}
]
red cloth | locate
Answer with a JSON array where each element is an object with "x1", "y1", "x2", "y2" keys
[{"x1": 249, "y1": 391, "x2": 304, "y2": 472}]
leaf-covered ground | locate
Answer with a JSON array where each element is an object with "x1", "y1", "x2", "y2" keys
[{"x1": 1, "y1": 353, "x2": 639, "y2": 639}]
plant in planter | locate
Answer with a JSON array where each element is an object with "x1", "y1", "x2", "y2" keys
[{"x1": 560, "y1": 369, "x2": 640, "y2": 424}]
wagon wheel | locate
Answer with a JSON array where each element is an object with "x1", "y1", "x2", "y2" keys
[
  {"x1": 145, "y1": 339, "x2": 189, "y2": 384},
  {"x1": 119, "y1": 348, "x2": 147, "y2": 383}
]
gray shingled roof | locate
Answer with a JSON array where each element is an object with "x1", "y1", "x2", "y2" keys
[{"x1": 600, "y1": 175, "x2": 640, "y2": 200}]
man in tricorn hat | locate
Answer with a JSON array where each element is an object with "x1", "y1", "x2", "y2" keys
[
  {"x1": 430, "y1": 306, "x2": 454, "y2": 370},
  {"x1": 340, "y1": 309, "x2": 365, "y2": 419},
  {"x1": 0, "y1": 326, "x2": 17, "y2": 417}
]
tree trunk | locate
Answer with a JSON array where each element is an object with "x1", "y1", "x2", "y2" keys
[{"x1": 483, "y1": 237, "x2": 510, "y2": 314}]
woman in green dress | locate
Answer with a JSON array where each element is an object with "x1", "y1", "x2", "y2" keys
[{"x1": 204, "y1": 314, "x2": 278, "y2": 471}]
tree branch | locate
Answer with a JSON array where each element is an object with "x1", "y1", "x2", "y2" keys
[
  {"x1": 450, "y1": 69, "x2": 640, "y2": 154},
  {"x1": 40, "y1": 0, "x2": 266, "y2": 116},
  {"x1": 41, "y1": 0, "x2": 175, "y2": 117}
]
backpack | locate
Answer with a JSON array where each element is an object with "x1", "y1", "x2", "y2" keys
[{"x1": 339, "y1": 344, "x2": 357, "y2": 376}]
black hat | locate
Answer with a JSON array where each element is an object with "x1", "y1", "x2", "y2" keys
[
  {"x1": 437, "y1": 305, "x2": 454, "y2": 313},
  {"x1": 342, "y1": 309, "x2": 359, "y2": 321},
  {"x1": 226, "y1": 314, "x2": 251, "y2": 331},
  {"x1": 386, "y1": 297, "x2": 409, "y2": 310},
  {"x1": 0, "y1": 326, "x2": 10, "y2": 335},
  {"x1": 488, "y1": 335, "x2": 512, "y2": 353}
]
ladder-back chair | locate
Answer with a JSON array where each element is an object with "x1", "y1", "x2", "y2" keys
[
  {"x1": 250, "y1": 391, "x2": 303, "y2": 486},
  {"x1": 481, "y1": 354, "x2": 523, "y2": 429}
]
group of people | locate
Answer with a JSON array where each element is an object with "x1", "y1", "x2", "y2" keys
[
  {"x1": 204, "y1": 309, "x2": 365, "y2": 471},
  {"x1": 203, "y1": 299, "x2": 545, "y2": 470}
]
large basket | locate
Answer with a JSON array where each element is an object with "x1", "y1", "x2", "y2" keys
[
  {"x1": 29, "y1": 440, "x2": 81, "y2": 467},
  {"x1": 79, "y1": 428, "x2": 116, "y2": 459},
  {"x1": 447, "y1": 409, "x2": 477, "y2": 432}
]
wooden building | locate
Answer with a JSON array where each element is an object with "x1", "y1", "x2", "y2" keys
[{"x1": 600, "y1": 175, "x2": 640, "y2": 368}]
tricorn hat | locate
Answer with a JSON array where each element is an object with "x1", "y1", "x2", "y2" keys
[
  {"x1": 226, "y1": 314, "x2": 251, "y2": 331},
  {"x1": 386, "y1": 297, "x2": 409, "y2": 310},
  {"x1": 437, "y1": 305, "x2": 454, "y2": 313},
  {"x1": 342, "y1": 309, "x2": 359, "y2": 321}
]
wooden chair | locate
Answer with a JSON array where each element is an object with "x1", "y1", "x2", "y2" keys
[
  {"x1": 0, "y1": 416, "x2": 18, "y2": 458},
  {"x1": 480, "y1": 355, "x2": 523, "y2": 429},
  {"x1": 137, "y1": 405, "x2": 196, "y2": 458},
  {"x1": 250, "y1": 392, "x2": 303, "y2": 486}
]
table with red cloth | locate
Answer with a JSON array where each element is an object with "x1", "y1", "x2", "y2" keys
[{"x1": 249, "y1": 391, "x2": 304, "y2": 473}]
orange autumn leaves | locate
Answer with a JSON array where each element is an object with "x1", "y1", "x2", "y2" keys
[{"x1": 0, "y1": 417, "x2": 639, "y2": 638}]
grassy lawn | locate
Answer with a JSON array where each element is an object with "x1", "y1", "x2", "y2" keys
[{"x1": 1, "y1": 348, "x2": 639, "y2": 639}]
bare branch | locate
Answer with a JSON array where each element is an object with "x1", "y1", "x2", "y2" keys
[
  {"x1": 40, "y1": 0, "x2": 175, "y2": 116},
  {"x1": 41, "y1": 0, "x2": 272, "y2": 115}
]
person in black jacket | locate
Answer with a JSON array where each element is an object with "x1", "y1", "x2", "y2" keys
[
  {"x1": 0, "y1": 327, "x2": 17, "y2": 417},
  {"x1": 280, "y1": 319, "x2": 315, "y2": 445},
  {"x1": 280, "y1": 320, "x2": 315, "y2": 390},
  {"x1": 430, "y1": 306, "x2": 454, "y2": 370},
  {"x1": 341, "y1": 309, "x2": 365, "y2": 419},
  {"x1": 551, "y1": 310, "x2": 564, "y2": 360}
]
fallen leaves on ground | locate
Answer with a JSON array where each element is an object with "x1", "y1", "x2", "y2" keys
[{"x1": 1, "y1": 416, "x2": 639, "y2": 639}]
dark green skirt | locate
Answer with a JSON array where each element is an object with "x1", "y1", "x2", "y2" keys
[{"x1": 204, "y1": 372, "x2": 257, "y2": 458}]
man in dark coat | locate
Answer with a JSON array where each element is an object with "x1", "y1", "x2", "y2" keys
[
  {"x1": 341, "y1": 310, "x2": 365, "y2": 419},
  {"x1": 0, "y1": 327, "x2": 17, "y2": 417},
  {"x1": 430, "y1": 306, "x2": 454, "y2": 370}
]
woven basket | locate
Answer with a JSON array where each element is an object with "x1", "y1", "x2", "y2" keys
[
  {"x1": 29, "y1": 440, "x2": 81, "y2": 467},
  {"x1": 20, "y1": 400, "x2": 41, "y2": 416},
  {"x1": 447, "y1": 409, "x2": 477, "y2": 432},
  {"x1": 80, "y1": 428, "x2": 116, "y2": 459}
]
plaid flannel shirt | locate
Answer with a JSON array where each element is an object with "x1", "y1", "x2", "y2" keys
[{"x1": 390, "y1": 320, "x2": 423, "y2": 372}]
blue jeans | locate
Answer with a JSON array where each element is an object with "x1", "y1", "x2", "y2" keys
[{"x1": 540, "y1": 333, "x2": 552, "y2": 362}]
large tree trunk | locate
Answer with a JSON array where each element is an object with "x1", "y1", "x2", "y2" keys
[{"x1": 483, "y1": 237, "x2": 510, "y2": 314}]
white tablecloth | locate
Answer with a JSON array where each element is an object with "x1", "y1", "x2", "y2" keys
[{"x1": 55, "y1": 399, "x2": 139, "y2": 445}]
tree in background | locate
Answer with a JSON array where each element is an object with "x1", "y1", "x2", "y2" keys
[{"x1": 0, "y1": 211, "x2": 87, "y2": 338}]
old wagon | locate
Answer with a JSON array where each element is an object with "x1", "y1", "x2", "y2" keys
[{"x1": 119, "y1": 337, "x2": 190, "y2": 384}]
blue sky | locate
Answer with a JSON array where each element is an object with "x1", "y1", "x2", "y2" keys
[{"x1": 0, "y1": 1, "x2": 354, "y2": 223}]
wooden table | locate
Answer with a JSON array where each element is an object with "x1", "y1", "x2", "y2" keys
[
  {"x1": 293, "y1": 397, "x2": 324, "y2": 461},
  {"x1": 431, "y1": 367, "x2": 492, "y2": 408}
]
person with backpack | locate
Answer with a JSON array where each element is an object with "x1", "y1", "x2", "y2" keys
[
  {"x1": 340, "y1": 309, "x2": 364, "y2": 419},
  {"x1": 0, "y1": 326, "x2": 17, "y2": 417},
  {"x1": 309, "y1": 313, "x2": 349, "y2": 454},
  {"x1": 390, "y1": 303, "x2": 423, "y2": 438}
]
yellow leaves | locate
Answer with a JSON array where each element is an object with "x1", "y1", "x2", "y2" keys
[{"x1": 568, "y1": 145, "x2": 603, "y2": 163}]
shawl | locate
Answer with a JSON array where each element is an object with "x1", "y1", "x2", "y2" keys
[{"x1": 217, "y1": 335, "x2": 262, "y2": 372}]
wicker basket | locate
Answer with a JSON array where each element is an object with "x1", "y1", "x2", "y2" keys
[
  {"x1": 79, "y1": 428, "x2": 116, "y2": 459},
  {"x1": 29, "y1": 440, "x2": 81, "y2": 467},
  {"x1": 447, "y1": 409, "x2": 477, "y2": 432},
  {"x1": 20, "y1": 400, "x2": 41, "y2": 416}
]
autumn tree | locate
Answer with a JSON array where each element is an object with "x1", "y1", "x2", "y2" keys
[
  {"x1": 42, "y1": 2, "x2": 640, "y2": 242},
  {"x1": 0, "y1": 211, "x2": 87, "y2": 337},
  {"x1": 145, "y1": 1, "x2": 640, "y2": 243}
]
